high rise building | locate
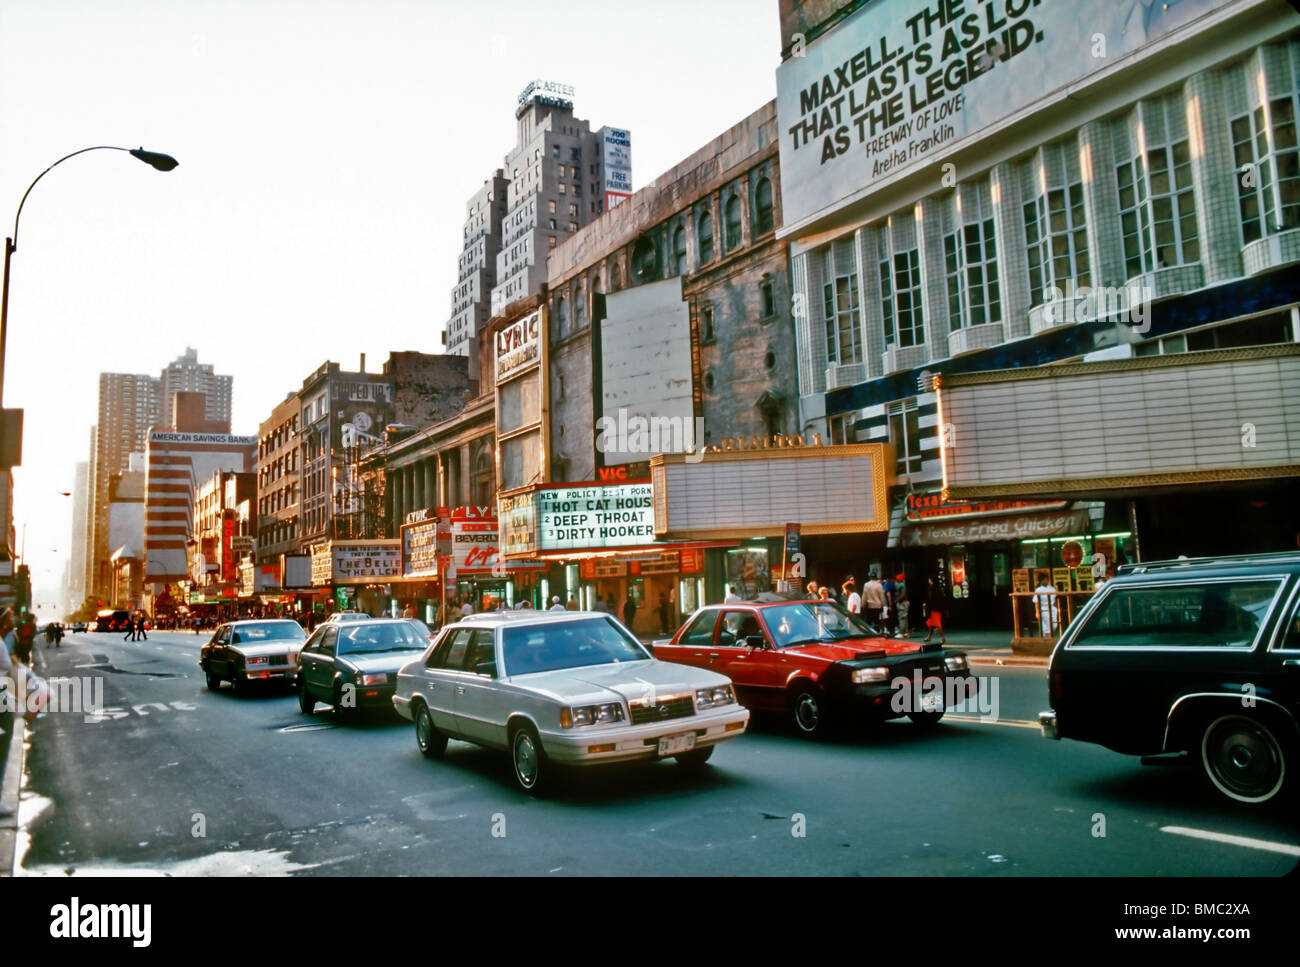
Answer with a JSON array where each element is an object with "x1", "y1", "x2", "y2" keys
[
  {"x1": 88, "y1": 372, "x2": 159, "y2": 600},
  {"x1": 85, "y1": 349, "x2": 233, "y2": 601},
  {"x1": 442, "y1": 82, "x2": 631, "y2": 360},
  {"x1": 67, "y1": 459, "x2": 89, "y2": 612},
  {"x1": 159, "y1": 347, "x2": 233, "y2": 426}
]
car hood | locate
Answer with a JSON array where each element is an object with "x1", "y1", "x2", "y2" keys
[
  {"x1": 338, "y1": 650, "x2": 426, "y2": 673},
  {"x1": 509, "y1": 658, "x2": 727, "y2": 704},
  {"x1": 781, "y1": 637, "x2": 939, "y2": 663}
]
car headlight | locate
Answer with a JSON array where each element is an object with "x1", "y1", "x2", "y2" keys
[
  {"x1": 850, "y1": 666, "x2": 890, "y2": 684},
  {"x1": 694, "y1": 685, "x2": 736, "y2": 709},
  {"x1": 944, "y1": 655, "x2": 968, "y2": 672},
  {"x1": 358, "y1": 672, "x2": 389, "y2": 686},
  {"x1": 246, "y1": 656, "x2": 269, "y2": 665},
  {"x1": 560, "y1": 703, "x2": 625, "y2": 728}
]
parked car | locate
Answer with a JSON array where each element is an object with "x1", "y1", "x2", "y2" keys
[
  {"x1": 403, "y1": 617, "x2": 434, "y2": 643},
  {"x1": 200, "y1": 619, "x2": 308, "y2": 693},
  {"x1": 394, "y1": 611, "x2": 749, "y2": 794},
  {"x1": 324, "y1": 611, "x2": 371, "y2": 623},
  {"x1": 654, "y1": 595, "x2": 975, "y2": 737},
  {"x1": 1040, "y1": 551, "x2": 1300, "y2": 805},
  {"x1": 95, "y1": 609, "x2": 132, "y2": 633},
  {"x1": 71, "y1": 622, "x2": 86, "y2": 634},
  {"x1": 298, "y1": 619, "x2": 429, "y2": 717}
]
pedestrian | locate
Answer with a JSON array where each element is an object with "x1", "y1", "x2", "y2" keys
[
  {"x1": 842, "y1": 578, "x2": 861, "y2": 614},
  {"x1": 657, "y1": 591, "x2": 673, "y2": 634},
  {"x1": 880, "y1": 573, "x2": 896, "y2": 636},
  {"x1": 15, "y1": 615, "x2": 36, "y2": 662},
  {"x1": 136, "y1": 614, "x2": 149, "y2": 640},
  {"x1": 624, "y1": 592, "x2": 638, "y2": 630},
  {"x1": 1035, "y1": 578, "x2": 1060, "y2": 637},
  {"x1": 863, "y1": 572, "x2": 886, "y2": 627},
  {"x1": 566, "y1": 595, "x2": 579, "y2": 611},
  {"x1": 724, "y1": 585, "x2": 742, "y2": 603},
  {"x1": 817, "y1": 586, "x2": 831, "y2": 602},
  {"x1": 402, "y1": 602, "x2": 416, "y2": 619},
  {"x1": 460, "y1": 598, "x2": 474, "y2": 617},
  {"x1": 0, "y1": 610, "x2": 16, "y2": 818},
  {"x1": 549, "y1": 595, "x2": 566, "y2": 612},
  {"x1": 922, "y1": 579, "x2": 947, "y2": 645},
  {"x1": 894, "y1": 574, "x2": 910, "y2": 637},
  {"x1": 806, "y1": 580, "x2": 819, "y2": 600}
]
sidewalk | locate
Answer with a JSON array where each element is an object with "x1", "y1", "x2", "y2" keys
[{"x1": 0, "y1": 714, "x2": 25, "y2": 877}]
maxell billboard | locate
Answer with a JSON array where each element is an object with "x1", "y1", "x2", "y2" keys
[{"x1": 775, "y1": 0, "x2": 1238, "y2": 231}]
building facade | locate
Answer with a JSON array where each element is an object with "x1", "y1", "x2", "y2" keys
[{"x1": 775, "y1": 0, "x2": 1300, "y2": 629}]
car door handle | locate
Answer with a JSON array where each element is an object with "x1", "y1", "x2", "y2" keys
[
  {"x1": 456, "y1": 686, "x2": 466, "y2": 695},
  {"x1": 709, "y1": 652, "x2": 720, "y2": 659}
]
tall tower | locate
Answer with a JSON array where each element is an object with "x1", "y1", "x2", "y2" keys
[
  {"x1": 159, "y1": 347, "x2": 233, "y2": 426},
  {"x1": 441, "y1": 83, "x2": 630, "y2": 359}
]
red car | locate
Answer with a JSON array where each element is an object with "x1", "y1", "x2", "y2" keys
[{"x1": 654, "y1": 596, "x2": 977, "y2": 737}]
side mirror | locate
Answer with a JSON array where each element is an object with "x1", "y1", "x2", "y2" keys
[{"x1": 744, "y1": 635, "x2": 766, "y2": 650}]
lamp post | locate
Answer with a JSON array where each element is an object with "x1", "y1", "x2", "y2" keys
[{"x1": 0, "y1": 145, "x2": 179, "y2": 408}]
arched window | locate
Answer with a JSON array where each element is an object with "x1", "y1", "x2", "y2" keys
[
  {"x1": 574, "y1": 282, "x2": 586, "y2": 327},
  {"x1": 556, "y1": 295, "x2": 568, "y2": 336},
  {"x1": 698, "y1": 211, "x2": 714, "y2": 264},
  {"x1": 673, "y1": 225, "x2": 687, "y2": 275},
  {"x1": 725, "y1": 195, "x2": 742, "y2": 251},
  {"x1": 472, "y1": 447, "x2": 494, "y2": 507},
  {"x1": 754, "y1": 178, "x2": 774, "y2": 235}
]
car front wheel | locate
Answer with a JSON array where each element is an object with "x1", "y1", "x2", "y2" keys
[
  {"x1": 1201, "y1": 714, "x2": 1287, "y2": 804},
  {"x1": 907, "y1": 710, "x2": 946, "y2": 728},
  {"x1": 511, "y1": 724, "x2": 551, "y2": 795},
  {"x1": 790, "y1": 686, "x2": 826, "y2": 738},
  {"x1": 415, "y1": 704, "x2": 447, "y2": 759},
  {"x1": 205, "y1": 671, "x2": 221, "y2": 692}
]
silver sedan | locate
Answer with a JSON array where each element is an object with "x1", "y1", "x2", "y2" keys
[{"x1": 393, "y1": 611, "x2": 749, "y2": 794}]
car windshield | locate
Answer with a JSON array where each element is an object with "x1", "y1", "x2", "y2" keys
[
  {"x1": 233, "y1": 622, "x2": 307, "y2": 642},
  {"x1": 501, "y1": 617, "x2": 650, "y2": 675},
  {"x1": 337, "y1": 622, "x2": 427, "y2": 655},
  {"x1": 763, "y1": 602, "x2": 881, "y2": 648}
]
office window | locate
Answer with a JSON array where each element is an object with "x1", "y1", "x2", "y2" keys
[
  {"x1": 822, "y1": 269, "x2": 862, "y2": 364},
  {"x1": 548, "y1": 199, "x2": 556, "y2": 214},
  {"x1": 673, "y1": 226, "x2": 687, "y2": 275},
  {"x1": 1232, "y1": 89, "x2": 1300, "y2": 242},
  {"x1": 943, "y1": 217, "x2": 1000, "y2": 331},
  {"x1": 879, "y1": 246, "x2": 924, "y2": 348},
  {"x1": 1118, "y1": 122, "x2": 1198, "y2": 276},
  {"x1": 568, "y1": 203, "x2": 577, "y2": 218},
  {"x1": 698, "y1": 211, "x2": 714, "y2": 264},
  {"x1": 1023, "y1": 157, "x2": 1090, "y2": 304},
  {"x1": 724, "y1": 195, "x2": 742, "y2": 251},
  {"x1": 888, "y1": 401, "x2": 924, "y2": 475},
  {"x1": 701, "y1": 304, "x2": 715, "y2": 342},
  {"x1": 754, "y1": 178, "x2": 774, "y2": 235}
]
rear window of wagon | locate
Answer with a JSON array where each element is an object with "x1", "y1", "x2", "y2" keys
[{"x1": 1068, "y1": 579, "x2": 1284, "y2": 649}]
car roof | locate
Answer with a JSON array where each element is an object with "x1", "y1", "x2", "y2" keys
[
  {"x1": 225, "y1": 619, "x2": 304, "y2": 627},
  {"x1": 1116, "y1": 551, "x2": 1300, "y2": 579},
  {"x1": 453, "y1": 610, "x2": 620, "y2": 628}
]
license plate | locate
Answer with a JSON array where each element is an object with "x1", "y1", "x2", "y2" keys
[
  {"x1": 919, "y1": 691, "x2": 945, "y2": 712},
  {"x1": 657, "y1": 732, "x2": 696, "y2": 757}
]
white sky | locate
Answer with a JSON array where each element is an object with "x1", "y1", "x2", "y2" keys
[{"x1": 0, "y1": 0, "x2": 781, "y2": 611}]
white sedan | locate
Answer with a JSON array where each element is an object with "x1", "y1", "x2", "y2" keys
[{"x1": 393, "y1": 611, "x2": 749, "y2": 794}]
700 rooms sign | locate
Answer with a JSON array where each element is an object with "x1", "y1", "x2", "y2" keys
[{"x1": 500, "y1": 482, "x2": 655, "y2": 556}]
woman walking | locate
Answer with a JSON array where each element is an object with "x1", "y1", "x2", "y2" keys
[{"x1": 922, "y1": 579, "x2": 946, "y2": 645}]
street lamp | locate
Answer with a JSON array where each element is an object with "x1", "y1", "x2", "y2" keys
[{"x1": 0, "y1": 144, "x2": 180, "y2": 408}]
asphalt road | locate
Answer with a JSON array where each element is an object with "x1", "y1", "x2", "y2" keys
[{"x1": 14, "y1": 630, "x2": 1299, "y2": 876}]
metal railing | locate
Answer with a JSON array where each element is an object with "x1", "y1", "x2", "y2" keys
[{"x1": 1010, "y1": 589, "x2": 1095, "y2": 639}]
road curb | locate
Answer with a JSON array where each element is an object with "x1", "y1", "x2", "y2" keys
[{"x1": 0, "y1": 714, "x2": 26, "y2": 877}]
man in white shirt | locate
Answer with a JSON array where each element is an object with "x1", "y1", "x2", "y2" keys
[
  {"x1": 724, "y1": 586, "x2": 742, "y2": 603},
  {"x1": 863, "y1": 572, "x2": 886, "y2": 627},
  {"x1": 459, "y1": 599, "x2": 474, "y2": 617},
  {"x1": 843, "y1": 578, "x2": 862, "y2": 614},
  {"x1": 548, "y1": 596, "x2": 567, "y2": 612}
]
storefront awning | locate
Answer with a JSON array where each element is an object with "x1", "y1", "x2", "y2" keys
[{"x1": 523, "y1": 540, "x2": 739, "y2": 562}]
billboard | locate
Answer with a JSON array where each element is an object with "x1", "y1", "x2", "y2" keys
[
  {"x1": 499, "y1": 482, "x2": 655, "y2": 555},
  {"x1": 311, "y1": 541, "x2": 402, "y2": 585},
  {"x1": 776, "y1": 0, "x2": 1237, "y2": 230},
  {"x1": 600, "y1": 126, "x2": 632, "y2": 206},
  {"x1": 599, "y1": 278, "x2": 696, "y2": 466}
]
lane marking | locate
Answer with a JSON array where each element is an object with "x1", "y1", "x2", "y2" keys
[
  {"x1": 1161, "y1": 826, "x2": 1300, "y2": 857},
  {"x1": 944, "y1": 714, "x2": 1040, "y2": 730}
]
